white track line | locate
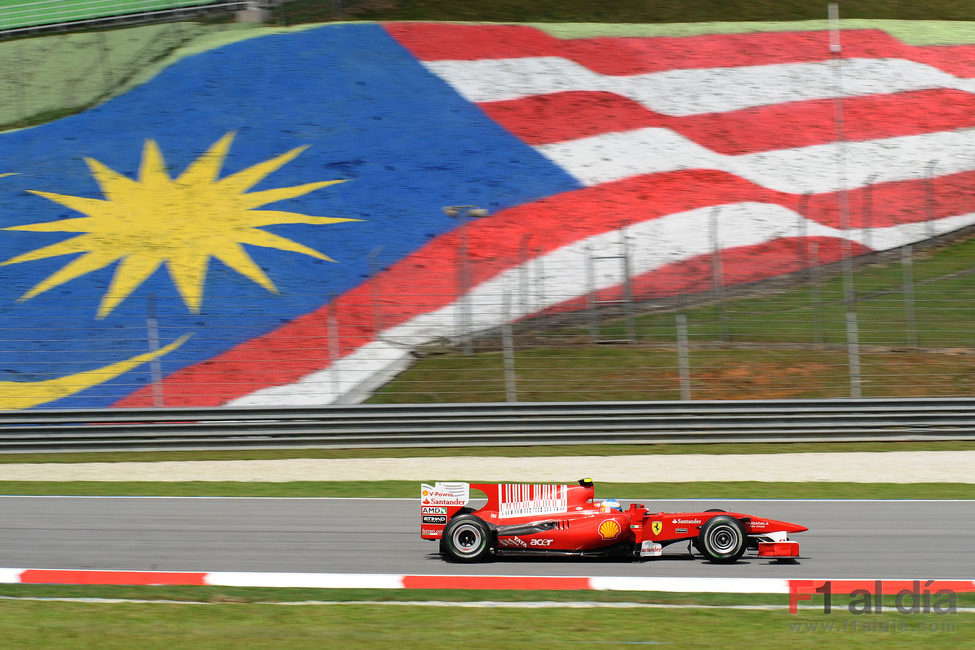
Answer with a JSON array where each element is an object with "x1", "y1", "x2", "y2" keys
[{"x1": 0, "y1": 597, "x2": 972, "y2": 611}]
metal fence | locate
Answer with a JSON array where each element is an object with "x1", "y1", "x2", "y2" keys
[
  {"x1": 357, "y1": 231, "x2": 975, "y2": 405},
  {"x1": 0, "y1": 0, "x2": 249, "y2": 38},
  {"x1": 3, "y1": 225, "x2": 975, "y2": 409},
  {"x1": 2, "y1": 398, "x2": 974, "y2": 452}
]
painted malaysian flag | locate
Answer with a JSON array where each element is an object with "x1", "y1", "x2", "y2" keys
[{"x1": 1, "y1": 22, "x2": 974, "y2": 409}]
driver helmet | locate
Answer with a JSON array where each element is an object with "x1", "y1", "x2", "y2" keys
[{"x1": 598, "y1": 498, "x2": 623, "y2": 513}]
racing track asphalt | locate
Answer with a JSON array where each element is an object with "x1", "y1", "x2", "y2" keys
[{"x1": 0, "y1": 497, "x2": 972, "y2": 579}]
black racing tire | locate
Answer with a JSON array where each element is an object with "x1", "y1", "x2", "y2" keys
[
  {"x1": 691, "y1": 511, "x2": 726, "y2": 555},
  {"x1": 697, "y1": 515, "x2": 747, "y2": 564},
  {"x1": 440, "y1": 514, "x2": 494, "y2": 563}
]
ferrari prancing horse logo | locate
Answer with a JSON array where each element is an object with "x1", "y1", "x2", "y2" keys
[{"x1": 651, "y1": 520, "x2": 662, "y2": 536}]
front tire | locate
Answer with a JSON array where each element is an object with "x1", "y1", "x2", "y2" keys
[
  {"x1": 697, "y1": 515, "x2": 746, "y2": 564},
  {"x1": 440, "y1": 514, "x2": 494, "y2": 562}
]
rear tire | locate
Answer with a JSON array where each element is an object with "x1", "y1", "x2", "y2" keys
[
  {"x1": 440, "y1": 514, "x2": 494, "y2": 563},
  {"x1": 697, "y1": 515, "x2": 746, "y2": 564}
]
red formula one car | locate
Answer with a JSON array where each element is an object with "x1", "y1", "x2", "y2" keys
[{"x1": 420, "y1": 479, "x2": 807, "y2": 563}]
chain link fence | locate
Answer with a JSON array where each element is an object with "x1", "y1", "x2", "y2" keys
[{"x1": 1, "y1": 15, "x2": 974, "y2": 408}]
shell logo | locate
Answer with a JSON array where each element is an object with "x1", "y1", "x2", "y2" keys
[
  {"x1": 422, "y1": 490, "x2": 429, "y2": 496},
  {"x1": 598, "y1": 519, "x2": 621, "y2": 540}
]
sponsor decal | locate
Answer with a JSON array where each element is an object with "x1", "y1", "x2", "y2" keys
[
  {"x1": 420, "y1": 482, "x2": 469, "y2": 506},
  {"x1": 422, "y1": 515, "x2": 447, "y2": 524},
  {"x1": 421, "y1": 528, "x2": 441, "y2": 536},
  {"x1": 499, "y1": 537, "x2": 528, "y2": 548},
  {"x1": 421, "y1": 507, "x2": 448, "y2": 515},
  {"x1": 640, "y1": 541, "x2": 663, "y2": 557},
  {"x1": 676, "y1": 527, "x2": 688, "y2": 534},
  {"x1": 751, "y1": 520, "x2": 767, "y2": 528},
  {"x1": 598, "y1": 519, "x2": 622, "y2": 541},
  {"x1": 499, "y1": 483, "x2": 569, "y2": 518},
  {"x1": 672, "y1": 518, "x2": 702, "y2": 524},
  {"x1": 529, "y1": 538, "x2": 554, "y2": 547},
  {"x1": 650, "y1": 520, "x2": 662, "y2": 536}
]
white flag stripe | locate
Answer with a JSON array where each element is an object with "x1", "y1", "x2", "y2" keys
[
  {"x1": 424, "y1": 56, "x2": 975, "y2": 117},
  {"x1": 230, "y1": 205, "x2": 975, "y2": 406},
  {"x1": 537, "y1": 126, "x2": 975, "y2": 192}
]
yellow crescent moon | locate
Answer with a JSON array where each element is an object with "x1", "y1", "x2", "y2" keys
[{"x1": 0, "y1": 334, "x2": 191, "y2": 410}]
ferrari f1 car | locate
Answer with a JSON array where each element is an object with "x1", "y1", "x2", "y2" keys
[{"x1": 420, "y1": 479, "x2": 807, "y2": 563}]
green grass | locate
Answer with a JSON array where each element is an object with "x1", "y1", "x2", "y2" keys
[
  {"x1": 0, "y1": 22, "x2": 215, "y2": 130},
  {"x1": 0, "y1": 480, "x2": 972, "y2": 499},
  {"x1": 1, "y1": 440, "x2": 973, "y2": 464},
  {"x1": 0, "y1": 594, "x2": 969, "y2": 649},
  {"x1": 3, "y1": 585, "x2": 974, "y2": 608}
]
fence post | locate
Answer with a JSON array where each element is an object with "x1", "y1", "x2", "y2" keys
[
  {"x1": 443, "y1": 205, "x2": 487, "y2": 355},
  {"x1": 830, "y1": 3, "x2": 862, "y2": 398},
  {"x1": 534, "y1": 246, "x2": 548, "y2": 336},
  {"x1": 902, "y1": 244, "x2": 918, "y2": 348},
  {"x1": 14, "y1": 43, "x2": 27, "y2": 127},
  {"x1": 328, "y1": 299, "x2": 340, "y2": 402},
  {"x1": 862, "y1": 174, "x2": 878, "y2": 250},
  {"x1": 367, "y1": 246, "x2": 384, "y2": 336},
  {"x1": 709, "y1": 205, "x2": 728, "y2": 341},
  {"x1": 585, "y1": 244, "x2": 598, "y2": 342},
  {"x1": 925, "y1": 160, "x2": 938, "y2": 240},
  {"x1": 502, "y1": 292, "x2": 517, "y2": 402},
  {"x1": 620, "y1": 223, "x2": 637, "y2": 342},
  {"x1": 145, "y1": 294, "x2": 163, "y2": 407},
  {"x1": 518, "y1": 234, "x2": 532, "y2": 320},
  {"x1": 676, "y1": 312, "x2": 691, "y2": 400},
  {"x1": 845, "y1": 311, "x2": 862, "y2": 398},
  {"x1": 97, "y1": 31, "x2": 113, "y2": 100},
  {"x1": 809, "y1": 242, "x2": 823, "y2": 345},
  {"x1": 458, "y1": 217, "x2": 473, "y2": 355}
]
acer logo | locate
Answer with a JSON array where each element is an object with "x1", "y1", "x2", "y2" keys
[{"x1": 530, "y1": 539, "x2": 553, "y2": 546}]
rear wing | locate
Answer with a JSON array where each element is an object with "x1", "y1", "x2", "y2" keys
[{"x1": 420, "y1": 482, "x2": 470, "y2": 539}]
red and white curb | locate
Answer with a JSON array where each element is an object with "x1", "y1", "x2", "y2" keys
[{"x1": 1, "y1": 569, "x2": 973, "y2": 597}]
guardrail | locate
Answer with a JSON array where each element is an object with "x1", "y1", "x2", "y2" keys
[{"x1": 2, "y1": 398, "x2": 975, "y2": 453}]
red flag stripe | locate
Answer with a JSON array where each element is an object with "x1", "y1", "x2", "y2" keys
[
  {"x1": 480, "y1": 89, "x2": 975, "y2": 151},
  {"x1": 385, "y1": 23, "x2": 975, "y2": 77},
  {"x1": 116, "y1": 169, "x2": 975, "y2": 407}
]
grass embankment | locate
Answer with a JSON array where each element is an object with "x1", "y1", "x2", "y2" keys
[
  {"x1": 368, "y1": 238, "x2": 975, "y2": 403},
  {"x1": 0, "y1": 590, "x2": 970, "y2": 649}
]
